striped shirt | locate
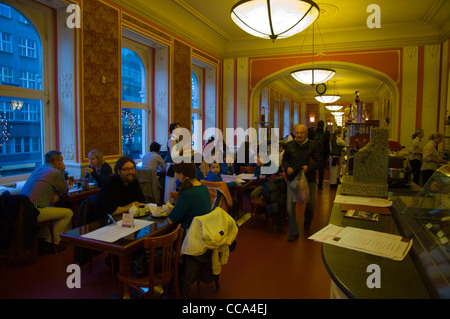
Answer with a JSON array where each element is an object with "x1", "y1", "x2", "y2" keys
[{"x1": 20, "y1": 163, "x2": 69, "y2": 208}]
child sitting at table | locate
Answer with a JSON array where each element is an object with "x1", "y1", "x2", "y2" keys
[{"x1": 204, "y1": 162, "x2": 237, "y2": 188}]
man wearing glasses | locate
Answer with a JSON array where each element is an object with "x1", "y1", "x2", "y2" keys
[{"x1": 99, "y1": 156, "x2": 145, "y2": 217}]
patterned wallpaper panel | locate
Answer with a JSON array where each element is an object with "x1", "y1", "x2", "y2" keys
[
  {"x1": 173, "y1": 39, "x2": 191, "y2": 131},
  {"x1": 82, "y1": 0, "x2": 120, "y2": 158}
]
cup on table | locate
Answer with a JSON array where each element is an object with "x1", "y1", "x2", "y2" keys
[
  {"x1": 68, "y1": 176, "x2": 74, "y2": 188},
  {"x1": 138, "y1": 204, "x2": 146, "y2": 216}
]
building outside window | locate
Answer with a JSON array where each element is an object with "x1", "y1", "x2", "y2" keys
[
  {"x1": 121, "y1": 46, "x2": 147, "y2": 160},
  {"x1": 0, "y1": 4, "x2": 44, "y2": 178}
]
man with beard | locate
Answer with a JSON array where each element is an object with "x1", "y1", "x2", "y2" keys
[{"x1": 100, "y1": 156, "x2": 145, "y2": 217}]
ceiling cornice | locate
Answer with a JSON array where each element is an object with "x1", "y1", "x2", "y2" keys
[{"x1": 173, "y1": 0, "x2": 233, "y2": 41}]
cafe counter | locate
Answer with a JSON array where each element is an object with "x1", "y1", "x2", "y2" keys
[{"x1": 322, "y1": 186, "x2": 431, "y2": 299}]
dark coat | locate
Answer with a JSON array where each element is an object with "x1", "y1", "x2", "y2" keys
[
  {"x1": 282, "y1": 139, "x2": 324, "y2": 183},
  {"x1": 261, "y1": 176, "x2": 286, "y2": 217}
]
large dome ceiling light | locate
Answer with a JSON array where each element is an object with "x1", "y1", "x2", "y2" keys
[
  {"x1": 230, "y1": 0, "x2": 320, "y2": 41},
  {"x1": 291, "y1": 21, "x2": 335, "y2": 85}
]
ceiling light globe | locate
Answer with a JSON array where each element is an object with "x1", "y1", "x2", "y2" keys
[
  {"x1": 291, "y1": 68, "x2": 335, "y2": 85},
  {"x1": 315, "y1": 95, "x2": 341, "y2": 103},
  {"x1": 231, "y1": 0, "x2": 320, "y2": 40},
  {"x1": 325, "y1": 105, "x2": 343, "y2": 111}
]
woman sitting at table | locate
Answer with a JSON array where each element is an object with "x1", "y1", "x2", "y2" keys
[
  {"x1": 166, "y1": 162, "x2": 211, "y2": 237},
  {"x1": 85, "y1": 149, "x2": 112, "y2": 187}
]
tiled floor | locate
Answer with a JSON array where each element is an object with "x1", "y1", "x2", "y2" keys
[{"x1": 0, "y1": 179, "x2": 336, "y2": 299}]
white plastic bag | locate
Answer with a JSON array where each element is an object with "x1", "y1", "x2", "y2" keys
[{"x1": 289, "y1": 172, "x2": 310, "y2": 204}]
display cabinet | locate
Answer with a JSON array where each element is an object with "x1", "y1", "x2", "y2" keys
[
  {"x1": 346, "y1": 120, "x2": 379, "y2": 148},
  {"x1": 395, "y1": 164, "x2": 450, "y2": 298}
]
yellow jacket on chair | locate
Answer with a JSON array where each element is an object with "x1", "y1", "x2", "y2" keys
[{"x1": 181, "y1": 207, "x2": 238, "y2": 275}]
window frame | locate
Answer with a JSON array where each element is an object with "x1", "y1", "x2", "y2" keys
[
  {"x1": 121, "y1": 37, "x2": 152, "y2": 161},
  {"x1": 0, "y1": 2, "x2": 54, "y2": 184}
]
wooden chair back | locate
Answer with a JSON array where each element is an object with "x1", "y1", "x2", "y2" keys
[
  {"x1": 117, "y1": 224, "x2": 183, "y2": 298},
  {"x1": 144, "y1": 224, "x2": 183, "y2": 291}
]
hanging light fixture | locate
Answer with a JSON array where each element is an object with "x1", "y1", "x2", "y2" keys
[
  {"x1": 230, "y1": 0, "x2": 320, "y2": 41},
  {"x1": 331, "y1": 111, "x2": 344, "y2": 116},
  {"x1": 315, "y1": 94, "x2": 340, "y2": 103},
  {"x1": 315, "y1": 80, "x2": 340, "y2": 103},
  {"x1": 325, "y1": 105, "x2": 343, "y2": 111},
  {"x1": 291, "y1": 21, "x2": 335, "y2": 85}
]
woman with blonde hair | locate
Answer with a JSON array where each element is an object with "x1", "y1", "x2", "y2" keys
[
  {"x1": 421, "y1": 132, "x2": 447, "y2": 185},
  {"x1": 85, "y1": 149, "x2": 113, "y2": 187}
]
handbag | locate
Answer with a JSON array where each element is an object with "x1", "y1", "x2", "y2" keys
[
  {"x1": 289, "y1": 172, "x2": 310, "y2": 204},
  {"x1": 130, "y1": 247, "x2": 164, "y2": 278}
]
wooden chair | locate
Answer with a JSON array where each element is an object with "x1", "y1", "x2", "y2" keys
[
  {"x1": 249, "y1": 196, "x2": 266, "y2": 225},
  {"x1": 37, "y1": 220, "x2": 57, "y2": 254},
  {"x1": 116, "y1": 224, "x2": 183, "y2": 299},
  {"x1": 200, "y1": 180, "x2": 233, "y2": 213},
  {"x1": 239, "y1": 166, "x2": 256, "y2": 174}
]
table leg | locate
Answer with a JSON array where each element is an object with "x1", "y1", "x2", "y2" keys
[{"x1": 119, "y1": 254, "x2": 132, "y2": 298}]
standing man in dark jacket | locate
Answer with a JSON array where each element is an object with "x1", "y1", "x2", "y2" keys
[{"x1": 282, "y1": 124, "x2": 324, "y2": 241}]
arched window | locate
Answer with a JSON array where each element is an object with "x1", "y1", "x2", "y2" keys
[
  {"x1": 0, "y1": 3, "x2": 45, "y2": 178},
  {"x1": 121, "y1": 46, "x2": 147, "y2": 160}
]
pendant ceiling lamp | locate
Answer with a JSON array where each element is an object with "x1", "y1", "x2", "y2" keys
[
  {"x1": 316, "y1": 94, "x2": 340, "y2": 103},
  {"x1": 291, "y1": 21, "x2": 335, "y2": 85},
  {"x1": 230, "y1": 0, "x2": 320, "y2": 40},
  {"x1": 325, "y1": 105, "x2": 343, "y2": 111},
  {"x1": 315, "y1": 80, "x2": 341, "y2": 103}
]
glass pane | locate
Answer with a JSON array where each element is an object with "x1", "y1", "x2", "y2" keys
[
  {"x1": 0, "y1": 5, "x2": 42, "y2": 89},
  {"x1": 121, "y1": 47, "x2": 146, "y2": 103},
  {"x1": 192, "y1": 72, "x2": 199, "y2": 109},
  {"x1": 122, "y1": 107, "x2": 145, "y2": 160},
  {"x1": 0, "y1": 97, "x2": 43, "y2": 177},
  {"x1": 192, "y1": 112, "x2": 200, "y2": 151}
]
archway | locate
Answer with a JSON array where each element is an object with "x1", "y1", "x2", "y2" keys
[{"x1": 250, "y1": 61, "x2": 400, "y2": 141}]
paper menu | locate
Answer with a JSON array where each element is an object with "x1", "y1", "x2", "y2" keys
[
  {"x1": 309, "y1": 224, "x2": 412, "y2": 261},
  {"x1": 81, "y1": 219, "x2": 153, "y2": 243},
  {"x1": 334, "y1": 195, "x2": 392, "y2": 207}
]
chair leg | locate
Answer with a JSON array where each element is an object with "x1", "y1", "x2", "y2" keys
[{"x1": 38, "y1": 221, "x2": 57, "y2": 254}]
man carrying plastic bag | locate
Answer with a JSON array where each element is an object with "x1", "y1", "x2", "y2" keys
[{"x1": 282, "y1": 124, "x2": 324, "y2": 241}]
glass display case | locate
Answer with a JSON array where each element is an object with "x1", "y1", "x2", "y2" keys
[{"x1": 395, "y1": 164, "x2": 450, "y2": 298}]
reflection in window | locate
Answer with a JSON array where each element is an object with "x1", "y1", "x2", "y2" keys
[
  {"x1": 121, "y1": 46, "x2": 147, "y2": 160},
  {"x1": 191, "y1": 72, "x2": 201, "y2": 151}
]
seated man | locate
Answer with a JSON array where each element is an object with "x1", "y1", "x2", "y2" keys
[
  {"x1": 100, "y1": 156, "x2": 146, "y2": 217},
  {"x1": 20, "y1": 150, "x2": 73, "y2": 254},
  {"x1": 141, "y1": 142, "x2": 166, "y2": 173}
]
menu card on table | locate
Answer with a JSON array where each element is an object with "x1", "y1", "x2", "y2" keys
[
  {"x1": 308, "y1": 224, "x2": 412, "y2": 261},
  {"x1": 81, "y1": 219, "x2": 153, "y2": 243}
]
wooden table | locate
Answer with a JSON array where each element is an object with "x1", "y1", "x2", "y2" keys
[
  {"x1": 57, "y1": 187, "x2": 101, "y2": 224},
  {"x1": 230, "y1": 179, "x2": 256, "y2": 219},
  {"x1": 60, "y1": 215, "x2": 172, "y2": 297}
]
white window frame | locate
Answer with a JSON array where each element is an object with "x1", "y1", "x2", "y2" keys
[
  {"x1": 19, "y1": 37, "x2": 37, "y2": 58},
  {"x1": 0, "y1": 31, "x2": 12, "y2": 53},
  {"x1": 0, "y1": 2, "x2": 54, "y2": 185},
  {"x1": 121, "y1": 37, "x2": 152, "y2": 161}
]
